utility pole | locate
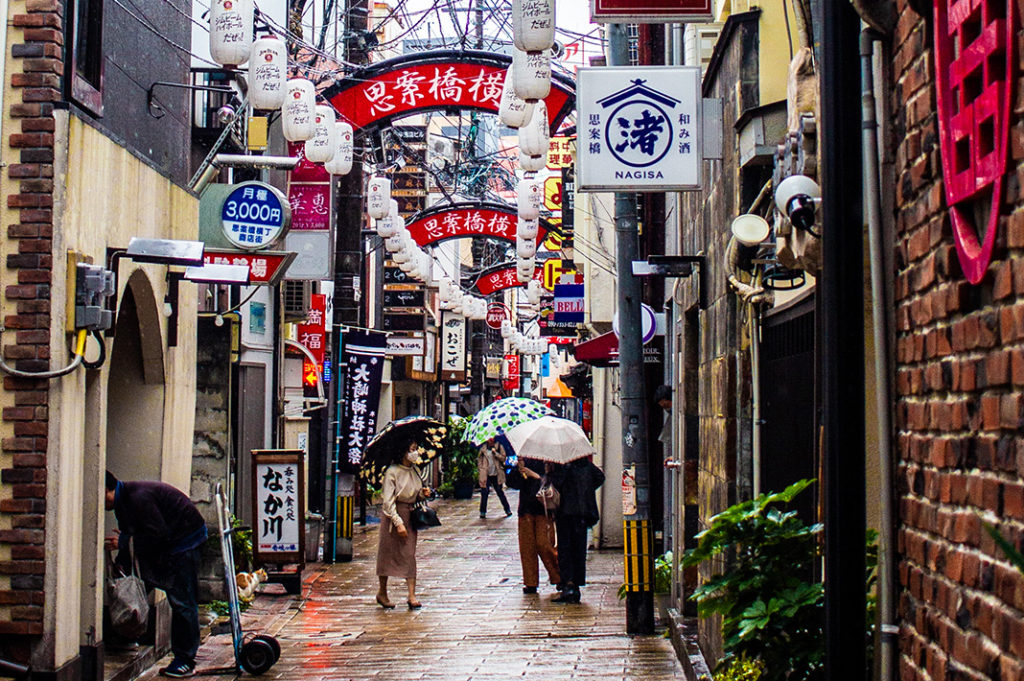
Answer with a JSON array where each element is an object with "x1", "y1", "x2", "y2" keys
[
  {"x1": 327, "y1": 0, "x2": 370, "y2": 563},
  {"x1": 609, "y1": 22, "x2": 654, "y2": 635}
]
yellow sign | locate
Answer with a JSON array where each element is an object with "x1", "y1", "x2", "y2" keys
[
  {"x1": 546, "y1": 136, "x2": 574, "y2": 169},
  {"x1": 542, "y1": 258, "x2": 577, "y2": 291},
  {"x1": 544, "y1": 176, "x2": 562, "y2": 210},
  {"x1": 542, "y1": 230, "x2": 563, "y2": 251}
]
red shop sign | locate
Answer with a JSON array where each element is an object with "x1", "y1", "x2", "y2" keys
[
  {"x1": 934, "y1": 0, "x2": 1016, "y2": 283},
  {"x1": 202, "y1": 249, "x2": 296, "y2": 286},
  {"x1": 473, "y1": 264, "x2": 544, "y2": 296},
  {"x1": 405, "y1": 202, "x2": 551, "y2": 247}
]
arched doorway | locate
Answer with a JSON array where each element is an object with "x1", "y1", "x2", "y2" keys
[{"x1": 105, "y1": 270, "x2": 166, "y2": 483}]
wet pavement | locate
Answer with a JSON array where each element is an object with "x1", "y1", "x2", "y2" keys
[{"x1": 143, "y1": 491, "x2": 683, "y2": 680}]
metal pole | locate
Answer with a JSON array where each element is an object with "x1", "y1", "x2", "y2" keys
[
  {"x1": 820, "y1": 3, "x2": 866, "y2": 678},
  {"x1": 609, "y1": 22, "x2": 654, "y2": 635}
]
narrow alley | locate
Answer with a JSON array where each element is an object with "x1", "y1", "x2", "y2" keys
[{"x1": 150, "y1": 492, "x2": 683, "y2": 680}]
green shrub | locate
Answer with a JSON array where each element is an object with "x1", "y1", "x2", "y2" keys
[
  {"x1": 617, "y1": 551, "x2": 674, "y2": 599},
  {"x1": 442, "y1": 416, "x2": 478, "y2": 485},
  {"x1": 713, "y1": 655, "x2": 765, "y2": 681},
  {"x1": 682, "y1": 480, "x2": 824, "y2": 681}
]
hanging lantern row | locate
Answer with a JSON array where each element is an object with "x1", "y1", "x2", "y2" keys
[
  {"x1": 526, "y1": 279, "x2": 543, "y2": 305},
  {"x1": 210, "y1": 2, "x2": 355, "y2": 176},
  {"x1": 439, "y1": 278, "x2": 487, "y2": 321}
]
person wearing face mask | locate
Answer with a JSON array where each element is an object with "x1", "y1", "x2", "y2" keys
[{"x1": 375, "y1": 437, "x2": 432, "y2": 609}]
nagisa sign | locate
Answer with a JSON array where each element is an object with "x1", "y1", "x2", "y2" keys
[
  {"x1": 576, "y1": 67, "x2": 702, "y2": 192},
  {"x1": 322, "y1": 50, "x2": 575, "y2": 133}
]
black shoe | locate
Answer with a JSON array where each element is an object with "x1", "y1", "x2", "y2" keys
[
  {"x1": 504, "y1": 510, "x2": 513, "y2": 518},
  {"x1": 160, "y1": 660, "x2": 195, "y2": 678},
  {"x1": 522, "y1": 586, "x2": 538, "y2": 594},
  {"x1": 479, "y1": 512, "x2": 486, "y2": 519}
]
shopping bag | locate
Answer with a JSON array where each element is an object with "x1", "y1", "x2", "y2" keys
[{"x1": 108, "y1": 541, "x2": 149, "y2": 639}]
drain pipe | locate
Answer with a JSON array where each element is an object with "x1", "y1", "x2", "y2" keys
[{"x1": 860, "y1": 26, "x2": 896, "y2": 681}]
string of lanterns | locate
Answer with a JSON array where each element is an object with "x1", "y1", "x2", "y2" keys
[{"x1": 211, "y1": 0, "x2": 561, "y2": 358}]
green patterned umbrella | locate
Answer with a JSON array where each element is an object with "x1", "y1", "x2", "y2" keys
[{"x1": 462, "y1": 398, "x2": 555, "y2": 446}]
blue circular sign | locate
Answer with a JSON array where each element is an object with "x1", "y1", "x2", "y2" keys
[{"x1": 221, "y1": 181, "x2": 291, "y2": 251}]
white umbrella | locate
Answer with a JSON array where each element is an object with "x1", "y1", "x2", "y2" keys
[{"x1": 504, "y1": 416, "x2": 595, "y2": 464}]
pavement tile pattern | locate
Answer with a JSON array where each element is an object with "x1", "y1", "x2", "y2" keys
[{"x1": 144, "y1": 492, "x2": 682, "y2": 680}]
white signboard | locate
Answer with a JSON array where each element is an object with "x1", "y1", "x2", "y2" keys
[
  {"x1": 387, "y1": 334, "x2": 426, "y2": 356},
  {"x1": 441, "y1": 313, "x2": 466, "y2": 378},
  {"x1": 254, "y1": 460, "x2": 301, "y2": 554},
  {"x1": 577, "y1": 66, "x2": 702, "y2": 192}
]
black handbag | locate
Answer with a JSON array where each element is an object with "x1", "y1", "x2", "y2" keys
[{"x1": 410, "y1": 502, "x2": 441, "y2": 530}]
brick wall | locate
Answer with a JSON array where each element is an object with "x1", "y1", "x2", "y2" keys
[
  {"x1": 0, "y1": 0, "x2": 60, "y2": 648},
  {"x1": 892, "y1": 1, "x2": 1024, "y2": 679}
]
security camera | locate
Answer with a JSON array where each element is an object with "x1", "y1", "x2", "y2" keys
[
  {"x1": 216, "y1": 105, "x2": 236, "y2": 125},
  {"x1": 774, "y1": 175, "x2": 821, "y2": 233}
]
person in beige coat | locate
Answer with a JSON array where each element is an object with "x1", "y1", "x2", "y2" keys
[
  {"x1": 477, "y1": 438, "x2": 512, "y2": 519},
  {"x1": 375, "y1": 438, "x2": 431, "y2": 609}
]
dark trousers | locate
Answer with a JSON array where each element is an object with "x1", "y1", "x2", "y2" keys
[
  {"x1": 555, "y1": 515, "x2": 589, "y2": 587},
  {"x1": 479, "y1": 476, "x2": 511, "y2": 515},
  {"x1": 163, "y1": 547, "x2": 201, "y2": 664}
]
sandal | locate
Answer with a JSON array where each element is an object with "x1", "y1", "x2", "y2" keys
[{"x1": 376, "y1": 594, "x2": 395, "y2": 609}]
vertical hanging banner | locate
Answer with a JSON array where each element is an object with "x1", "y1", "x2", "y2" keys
[
  {"x1": 339, "y1": 330, "x2": 388, "y2": 473},
  {"x1": 440, "y1": 313, "x2": 467, "y2": 382},
  {"x1": 252, "y1": 450, "x2": 306, "y2": 565},
  {"x1": 297, "y1": 293, "x2": 327, "y2": 364},
  {"x1": 503, "y1": 354, "x2": 521, "y2": 393}
]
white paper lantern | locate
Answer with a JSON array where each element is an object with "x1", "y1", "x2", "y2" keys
[
  {"x1": 519, "y1": 101, "x2": 550, "y2": 157},
  {"x1": 304, "y1": 106, "x2": 337, "y2": 163},
  {"x1": 325, "y1": 122, "x2": 354, "y2": 175},
  {"x1": 517, "y1": 178, "x2": 543, "y2": 220},
  {"x1": 283, "y1": 79, "x2": 316, "y2": 142},
  {"x1": 210, "y1": 0, "x2": 253, "y2": 67},
  {"x1": 393, "y1": 239, "x2": 416, "y2": 265},
  {"x1": 517, "y1": 257, "x2": 535, "y2": 283},
  {"x1": 517, "y1": 237, "x2": 537, "y2": 259},
  {"x1": 527, "y1": 279, "x2": 542, "y2": 304},
  {"x1": 384, "y1": 234, "x2": 404, "y2": 253},
  {"x1": 248, "y1": 37, "x2": 286, "y2": 110},
  {"x1": 517, "y1": 217, "x2": 539, "y2": 241},
  {"x1": 451, "y1": 293, "x2": 465, "y2": 315},
  {"x1": 513, "y1": 0, "x2": 555, "y2": 52},
  {"x1": 499, "y1": 65, "x2": 535, "y2": 129},
  {"x1": 501, "y1": 320, "x2": 513, "y2": 338},
  {"x1": 512, "y1": 48, "x2": 552, "y2": 101},
  {"x1": 376, "y1": 200, "x2": 400, "y2": 238},
  {"x1": 519, "y1": 152, "x2": 547, "y2": 172},
  {"x1": 367, "y1": 177, "x2": 392, "y2": 219}
]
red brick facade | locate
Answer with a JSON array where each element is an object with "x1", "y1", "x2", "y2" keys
[
  {"x1": 893, "y1": 0, "x2": 1024, "y2": 678},
  {"x1": 0, "y1": 0, "x2": 60, "y2": 641}
]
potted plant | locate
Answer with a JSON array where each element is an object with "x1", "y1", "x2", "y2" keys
[{"x1": 442, "y1": 416, "x2": 478, "y2": 499}]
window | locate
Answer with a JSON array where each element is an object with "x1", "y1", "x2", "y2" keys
[{"x1": 68, "y1": 0, "x2": 104, "y2": 115}]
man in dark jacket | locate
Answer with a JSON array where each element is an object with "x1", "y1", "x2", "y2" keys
[
  {"x1": 549, "y1": 457, "x2": 604, "y2": 603},
  {"x1": 105, "y1": 471, "x2": 207, "y2": 678}
]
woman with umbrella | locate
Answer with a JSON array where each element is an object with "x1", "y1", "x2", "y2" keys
[
  {"x1": 364, "y1": 417, "x2": 444, "y2": 610},
  {"x1": 505, "y1": 416, "x2": 604, "y2": 604}
]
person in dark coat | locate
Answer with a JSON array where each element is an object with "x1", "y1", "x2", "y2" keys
[
  {"x1": 105, "y1": 471, "x2": 208, "y2": 678},
  {"x1": 548, "y1": 456, "x2": 604, "y2": 603}
]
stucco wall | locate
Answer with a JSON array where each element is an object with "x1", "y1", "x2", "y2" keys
[{"x1": 43, "y1": 112, "x2": 198, "y2": 667}]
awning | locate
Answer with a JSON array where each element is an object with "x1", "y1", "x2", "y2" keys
[
  {"x1": 546, "y1": 377, "x2": 574, "y2": 398},
  {"x1": 572, "y1": 332, "x2": 619, "y2": 367}
]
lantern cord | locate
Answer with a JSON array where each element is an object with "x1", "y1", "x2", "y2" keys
[{"x1": 197, "y1": 286, "x2": 262, "y2": 318}]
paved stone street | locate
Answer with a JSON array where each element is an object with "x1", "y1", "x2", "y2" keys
[{"x1": 150, "y1": 491, "x2": 682, "y2": 680}]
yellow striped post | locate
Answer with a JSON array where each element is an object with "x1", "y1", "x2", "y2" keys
[
  {"x1": 337, "y1": 494, "x2": 354, "y2": 540},
  {"x1": 622, "y1": 519, "x2": 652, "y2": 593}
]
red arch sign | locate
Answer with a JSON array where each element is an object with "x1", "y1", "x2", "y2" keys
[
  {"x1": 322, "y1": 50, "x2": 575, "y2": 133},
  {"x1": 405, "y1": 202, "x2": 554, "y2": 247}
]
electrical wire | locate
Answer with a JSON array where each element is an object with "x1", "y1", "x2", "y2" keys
[{"x1": 0, "y1": 329, "x2": 87, "y2": 379}]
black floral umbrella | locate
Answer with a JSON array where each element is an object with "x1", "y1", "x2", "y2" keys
[{"x1": 360, "y1": 415, "x2": 446, "y2": 487}]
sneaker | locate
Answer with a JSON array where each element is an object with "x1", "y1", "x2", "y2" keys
[{"x1": 160, "y1": 660, "x2": 195, "y2": 678}]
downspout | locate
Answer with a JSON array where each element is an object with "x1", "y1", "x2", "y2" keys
[
  {"x1": 860, "y1": 27, "x2": 896, "y2": 680},
  {"x1": 750, "y1": 311, "x2": 762, "y2": 496}
]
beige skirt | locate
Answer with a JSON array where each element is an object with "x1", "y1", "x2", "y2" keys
[{"x1": 376, "y1": 501, "x2": 418, "y2": 579}]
